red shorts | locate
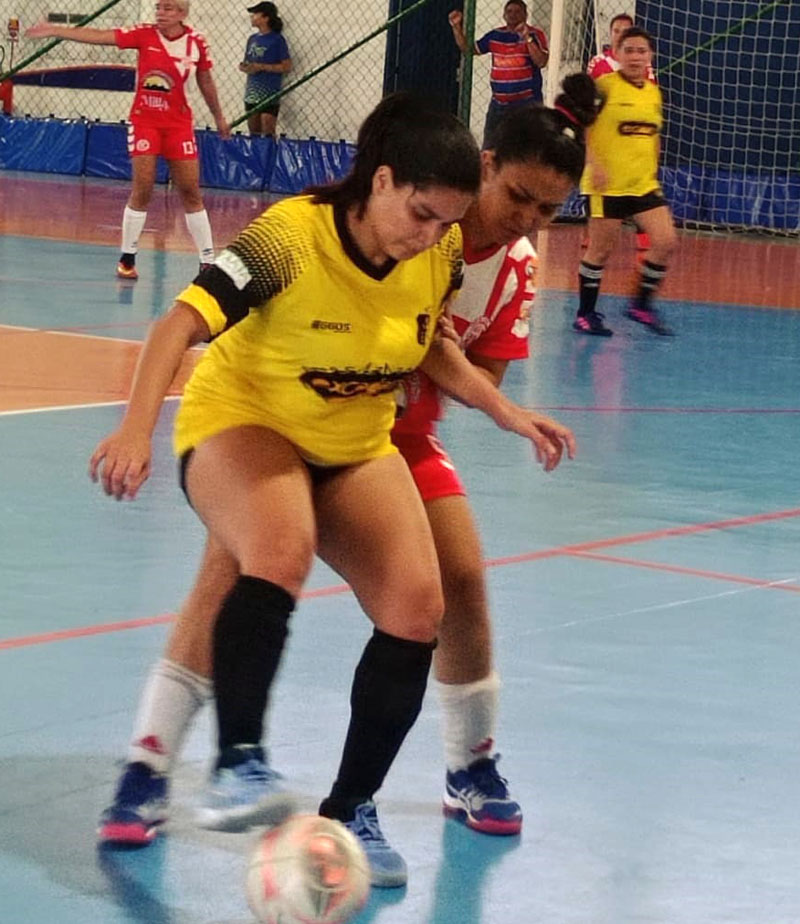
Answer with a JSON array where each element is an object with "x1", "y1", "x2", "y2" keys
[
  {"x1": 127, "y1": 121, "x2": 198, "y2": 160},
  {"x1": 391, "y1": 431, "x2": 466, "y2": 503}
]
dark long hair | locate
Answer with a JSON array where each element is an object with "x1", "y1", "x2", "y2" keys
[
  {"x1": 310, "y1": 93, "x2": 481, "y2": 217},
  {"x1": 490, "y1": 73, "x2": 601, "y2": 184},
  {"x1": 259, "y1": 2, "x2": 283, "y2": 33}
]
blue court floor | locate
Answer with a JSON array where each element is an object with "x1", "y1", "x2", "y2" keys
[{"x1": 1, "y1": 184, "x2": 799, "y2": 923}]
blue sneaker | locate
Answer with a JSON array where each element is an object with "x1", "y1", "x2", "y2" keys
[
  {"x1": 443, "y1": 755, "x2": 523, "y2": 835},
  {"x1": 97, "y1": 761, "x2": 168, "y2": 846},
  {"x1": 343, "y1": 801, "x2": 407, "y2": 888},
  {"x1": 195, "y1": 745, "x2": 295, "y2": 832}
]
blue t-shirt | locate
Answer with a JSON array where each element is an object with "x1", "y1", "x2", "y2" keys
[{"x1": 244, "y1": 31, "x2": 290, "y2": 103}]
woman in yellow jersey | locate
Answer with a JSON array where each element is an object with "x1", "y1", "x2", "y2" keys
[
  {"x1": 88, "y1": 93, "x2": 573, "y2": 886},
  {"x1": 573, "y1": 27, "x2": 677, "y2": 337}
]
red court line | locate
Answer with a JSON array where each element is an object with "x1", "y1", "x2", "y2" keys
[
  {"x1": 534, "y1": 406, "x2": 800, "y2": 414},
  {"x1": 0, "y1": 614, "x2": 175, "y2": 651},
  {"x1": 0, "y1": 581, "x2": 353, "y2": 651},
  {"x1": 566, "y1": 550, "x2": 800, "y2": 593},
  {"x1": 3, "y1": 508, "x2": 799, "y2": 651},
  {"x1": 483, "y1": 506, "x2": 800, "y2": 567}
]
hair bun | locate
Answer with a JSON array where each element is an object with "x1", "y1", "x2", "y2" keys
[{"x1": 557, "y1": 73, "x2": 602, "y2": 128}]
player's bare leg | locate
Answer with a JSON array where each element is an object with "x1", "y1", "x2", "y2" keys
[{"x1": 426, "y1": 494, "x2": 522, "y2": 836}]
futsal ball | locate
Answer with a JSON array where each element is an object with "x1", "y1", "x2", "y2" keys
[{"x1": 246, "y1": 814, "x2": 370, "y2": 924}]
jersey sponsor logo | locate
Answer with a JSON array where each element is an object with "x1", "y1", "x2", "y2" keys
[
  {"x1": 618, "y1": 121, "x2": 659, "y2": 136},
  {"x1": 416, "y1": 313, "x2": 431, "y2": 346},
  {"x1": 216, "y1": 250, "x2": 252, "y2": 290},
  {"x1": 299, "y1": 365, "x2": 413, "y2": 400},
  {"x1": 311, "y1": 320, "x2": 352, "y2": 333},
  {"x1": 142, "y1": 94, "x2": 169, "y2": 110},
  {"x1": 135, "y1": 138, "x2": 151, "y2": 152},
  {"x1": 142, "y1": 70, "x2": 174, "y2": 93}
]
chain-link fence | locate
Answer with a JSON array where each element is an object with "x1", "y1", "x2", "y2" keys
[
  {"x1": 0, "y1": 0, "x2": 396, "y2": 140},
  {"x1": 1, "y1": 0, "x2": 601, "y2": 142}
]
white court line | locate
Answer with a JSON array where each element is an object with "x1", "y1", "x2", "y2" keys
[
  {"x1": 0, "y1": 395, "x2": 181, "y2": 417},
  {"x1": 526, "y1": 576, "x2": 800, "y2": 636},
  {"x1": 0, "y1": 322, "x2": 144, "y2": 345}
]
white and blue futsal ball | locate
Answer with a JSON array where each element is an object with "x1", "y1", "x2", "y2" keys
[{"x1": 246, "y1": 814, "x2": 370, "y2": 924}]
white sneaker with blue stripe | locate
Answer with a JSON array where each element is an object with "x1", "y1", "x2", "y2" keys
[
  {"x1": 443, "y1": 754, "x2": 523, "y2": 835},
  {"x1": 195, "y1": 744, "x2": 295, "y2": 832},
  {"x1": 343, "y1": 801, "x2": 407, "y2": 888}
]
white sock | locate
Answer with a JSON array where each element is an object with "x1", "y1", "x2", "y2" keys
[
  {"x1": 437, "y1": 670, "x2": 501, "y2": 773},
  {"x1": 184, "y1": 208, "x2": 215, "y2": 263},
  {"x1": 127, "y1": 659, "x2": 212, "y2": 773},
  {"x1": 121, "y1": 206, "x2": 147, "y2": 255}
]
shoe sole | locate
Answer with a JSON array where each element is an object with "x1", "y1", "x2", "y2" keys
[
  {"x1": 624, "y1": 311, "x2": 674, "y2": 336},
  {"x1": 572, "y1": 324, "x2": 613, "y2": 337},
  {"x1": 97, "y1": 820, "x2": 162, "y2": 846},
  {"x1": 195, "y1": 792, "x2": 296, "y2": 832},
  {"x1": 370, "y1": 868, "x2": 408, "y2": 889},
  {"x1": 442, "y1": 802, "x2": 522, "y2": 836}
]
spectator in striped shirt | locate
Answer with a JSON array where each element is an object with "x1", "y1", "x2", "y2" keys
[{"x1": 449, "y1": 1, "x2": 548, "y2": 149}]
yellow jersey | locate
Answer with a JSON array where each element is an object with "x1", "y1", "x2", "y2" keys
[
  {"x1": 174, "y1": 195, "x2": 463, "y2": 466},
  {"x1": 581, "y1": 71, "x2": 663, "y2": 198}
]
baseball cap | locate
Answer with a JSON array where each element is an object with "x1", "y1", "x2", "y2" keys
[{"x1": 247, "y1": 1, "x2": 277, "y2": 14}]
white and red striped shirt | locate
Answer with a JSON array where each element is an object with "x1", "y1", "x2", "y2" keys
[
  {"x1": 394, "y1": 235, "x2": 537, "y2": 435},
  {"x1": 115, "y1": 23, "x2": 213, "y2": 123}
]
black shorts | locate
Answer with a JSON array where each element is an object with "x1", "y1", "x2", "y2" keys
[
  {"x1": 585, "y1": 189, "x2": 666, "y2": 220},
  {"x1": 244, "y1": 100, "x2": 280, "y2": 118},
  {"x1": 179, "y1": 450, "x2": 344, "y2": 506}
]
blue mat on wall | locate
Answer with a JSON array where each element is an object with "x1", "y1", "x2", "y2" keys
[{"x1": 0, "y1": 116, "x2": 86, "y2": 174}]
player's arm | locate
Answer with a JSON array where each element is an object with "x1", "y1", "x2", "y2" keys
[
  {"x1": 24, "y1": 22, "x2": 117, "y2": 44},
  {"x1": 420, "y1": 337, "x2": 575, "y2": 471},
  {"x1": 89, "y1": 304, "x2": 210, "y2": 500},
  {"x1": 195, "y1": 69, "x2": 231, "y2": 139},
  {"x1": 253, "y1": 57, "x2": 292, "y2": 74},
  {"x1": 522, "y1": 27, "x2": 549, "y2": 68},
  {"x1": 447, "y1": 10, "x2": 469, "y2": 54},
  {"x1": 584, "y1": 123, "x2": 609, "y2": 190},
  {"x1": 465, "y1": 352, "x2": 509, "y2": 388}
]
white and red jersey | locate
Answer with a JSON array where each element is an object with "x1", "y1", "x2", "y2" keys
[
  {"x1": 115, "y1": 23, "x2": 213, "y2": 124},
  {"x1": 394, "y1": 234, "x2": 537, "y2": 436},
  {"x1": 587, "y1": 46, "x2": 656, "y2": 82}
]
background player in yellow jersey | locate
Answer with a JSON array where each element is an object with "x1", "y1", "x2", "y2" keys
[
  {"x1": 573, "y1": 27, "x2": 677, "y2": 337},
  {"x1": 89, "y1": 92, "x2": 574, "y2": 887}
]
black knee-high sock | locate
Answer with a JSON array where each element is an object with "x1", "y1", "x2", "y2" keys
[
  {"x1": 212, "y1": 574, "x2": 294, "y2": 761},
  {"x1": 578, "y1": 261, "x2": 605, "y2": 316},
  {"x1": 633, "y1": 260, "x2": 667, "y2": 312},
  {"x1": 320, "y1": 628, "x2": 435, "y2": 820}
]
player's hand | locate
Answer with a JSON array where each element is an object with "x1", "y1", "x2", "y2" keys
[
  {"x1": 25, "y1": 21, "x2": 55, "y2": 39},
  {"x1": 448, "y1": 10, "x2": 463, "y2": 28},
  {"x1": 590, "y1": 163, "x2": 608, "y2": 191},
  {"x1": 497, "y1": 407, "x2": 576, "y2": 472},
  {"x1": 435, "y1": 313, "x2": 459, "y2": 344},
  {"x1": 89, "y1": 427, "x2": 152, "y2": 500},
  {"x1": 217, "y1": 116, "x2": 232, "y2": 140},
  {"x1": 238, "y1": 62, "x2": 249, "y2": 73}
]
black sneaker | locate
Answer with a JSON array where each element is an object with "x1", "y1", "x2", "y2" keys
[
  {"x1": 625, "y1": 306, "x2": 674, "y2": 336},
  {"x1": 572, "y1": 311, "x2": 613, "y2": 337}
]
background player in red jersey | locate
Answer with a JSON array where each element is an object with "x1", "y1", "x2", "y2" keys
[{"x1": 26, "y1": 0, "x2": 230, "y2": 280}]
